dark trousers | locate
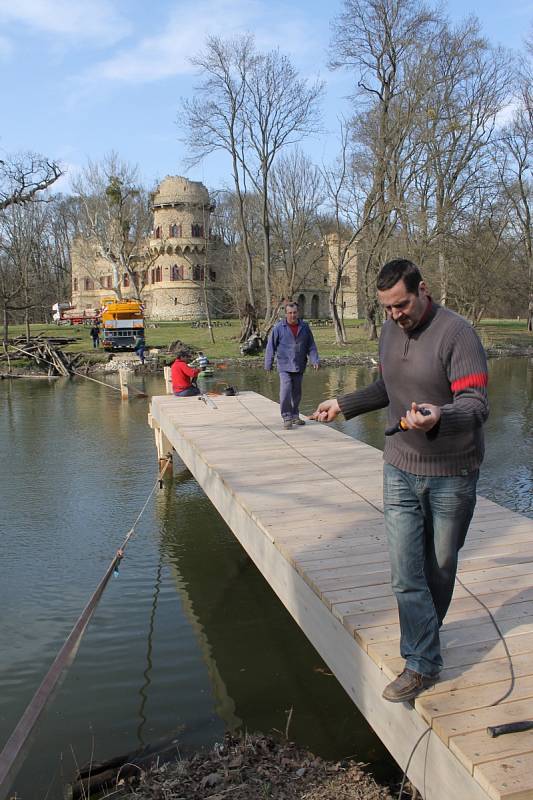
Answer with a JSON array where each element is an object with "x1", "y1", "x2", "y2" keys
[
  {"x1": 279, "y1": 371, "x2": 303, "y2": 420},
  {"x1": 174, "y1": 386, "x2": 200, "y2": 397}
]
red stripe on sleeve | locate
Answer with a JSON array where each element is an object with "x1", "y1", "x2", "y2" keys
[{"x1": 451, "y1": 372, "x2": 488, "y2": 392}]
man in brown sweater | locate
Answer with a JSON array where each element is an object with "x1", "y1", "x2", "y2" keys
[{"x1": 311, "y1": 259, "x2": 489, "y2": 702}]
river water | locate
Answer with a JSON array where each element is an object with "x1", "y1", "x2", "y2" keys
[{"x1": 1, "y1": 358, "x2": 532, "y2": 799}]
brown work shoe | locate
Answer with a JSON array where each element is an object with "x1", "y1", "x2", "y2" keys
[
  {"x1": 382, "y1": 669, "x2": 437, "y2": 703},
  {"x1": 283, "y1": 419, "x2": 293, "y2": 430}
]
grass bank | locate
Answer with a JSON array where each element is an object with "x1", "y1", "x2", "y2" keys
[{"x1": 5, "y1": 318, "x2": 532, "y2": 364}]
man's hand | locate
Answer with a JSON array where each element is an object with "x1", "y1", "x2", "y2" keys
[
  {"x1": 403, "y1": 402, "x2": 440, "y2": 431},
  {"x1": 309, "y1": 398, "x2": 341, "y2": 423},
  {"x1": 312, "y1": 362, "x2": 320, "y2": 370}
]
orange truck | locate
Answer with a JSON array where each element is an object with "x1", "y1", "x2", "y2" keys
[{"x1": 100, "y1": 298, "x2": 144, "y2": 350}]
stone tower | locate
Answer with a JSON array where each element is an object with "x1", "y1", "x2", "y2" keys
[{"x1": 143, "y1": 176, "x2": 225, "y2": 320}]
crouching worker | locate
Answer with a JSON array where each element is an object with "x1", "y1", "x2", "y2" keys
[{"x1": 171, "y1": 348, "x2": 200, "y2": 397}]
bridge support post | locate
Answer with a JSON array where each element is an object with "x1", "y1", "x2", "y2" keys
[
  {"x1": 118, "y1": 368, "x2": 129, "y2": 400},
  {"x1": 163, "y1": 366, "x2": 172, "y2": 394},
  {"x1": 148, "y1": 406, "x2": 173, "y2": 475}
]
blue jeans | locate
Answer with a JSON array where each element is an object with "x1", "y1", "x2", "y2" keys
[
  {"x1": 174, "y1": 386, "x2": 200, "y2": 397},
  {"x1": 383, "y1": 463, "x2": 479, "y2": 677},
  {"x1": 279, "y1": 371, "x2": 303, "y2": 420}
]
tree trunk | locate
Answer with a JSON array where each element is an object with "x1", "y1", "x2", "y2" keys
[
  {"x1": 438, "y1": 248, "x2": 447, "y2": 306},
  {"x1": 329, "y1": 285, "x2": 347, "y2": 346},
  {"x1": 262, "y1": 182, "x2": 272, "y2": 323},
  {"x1": 365, "y1": 307, "x2": 378, "y2": 340},
  {"x1": 2, "y1": 305, "x2": 9, "y2": 348},
  {"x1": 240, "y1": 302, "x2": 259, "y2": 342}
]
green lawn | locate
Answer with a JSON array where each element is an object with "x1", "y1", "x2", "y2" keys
[{"x1": 4, "y1": 317, "x2": 531, "y2": 363}]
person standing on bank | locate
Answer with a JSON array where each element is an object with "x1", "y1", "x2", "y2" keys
[
  {"x1": 265, "y1": 302, "x2": 320, "y2": 430},
  {"x1": 133, "y1": 331, "x2": 146, "y2": 364},
  {"x1": 311, "y1": 259, "x2": 489, "y2": 702},
  {"x1": 89, "y1": 324, "x2": 100, "y2": 349}
]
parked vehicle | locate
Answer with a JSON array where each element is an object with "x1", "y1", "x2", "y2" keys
[
  {"x1": 52, "y1": 302, "x2": 100, "y2": 325},
  {"x1": 100, "y1": 298, "x2": 145, "y2": 350}
]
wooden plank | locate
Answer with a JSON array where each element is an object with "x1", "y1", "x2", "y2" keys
[
  {"x1": 384, "y1": 632, "x2": 533, "y2": 676},
  {"x1": 474, "y1": 754, "x2": 533, "y2": 800},
  {"x1": 451, "y1": 726, "x2": 533, "y2": 774},
  {"x1": 417, "y1": 675, "x2": 533, "y2": 725},
  {"x1": 424, "y1": 654, "x2": 533, "y2": 697},
  {"x1": 431, "y1": 698, "x2": 533, "y2": 746}
]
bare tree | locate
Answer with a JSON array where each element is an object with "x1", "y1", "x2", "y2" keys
[
  {"x1": 242, "y1": 50, "x2": 323, "y2": 326},
  {"x1": 181, "y1": 35, "x2": 258, "y2": 340},
  {"x1": 494, "y1": 101, "x2": 533, "y2": 330},
  {"x1": 0, "y1": 152, "x2": 62, "y2": 211},
  {"x1": 181, "y1": 34, "x2": 323, "y2": 340},
  {"x1": 418, "y1": 18, "x2": 513, "y2": 304},
  {"x1": 330, "y1": 0, "x2": 440, "y2": 337},
  {"x1": 268, "y1": 150, "x2": 324, "y2": 328},
  {"x1": 319, "y1": 121, "x2": 368, "y2": 344},
  {"x1": 72, "y1": 153, "x2": 153, "y2": 300}
]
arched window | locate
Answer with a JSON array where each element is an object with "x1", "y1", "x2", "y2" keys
[
  {"x1": 73, "y1": 278, "x2": 78, "y2": 291},
  {"x1": 170, "y1": 264, "x2": 184, "y2": 281},
  {"x1": 123, "y1": 273, "x2": 130, "y2": 287},
  {"x1": 193, "y1": 265, "x2": 205, "y2": 281},
  {"x1": 169, "y1": 223, "x2": 181, "y2": 238},
  {"x1": 341, "y1": 275, "x2": 351, "y2": 287},
  {"x1": 191, "y1": 224, "x2": 204, "y2": 238},
  {"x1": 155, "y1": 266, "x2": 162, "y2": 282},
  {"x1": 311, "y1": 294, "x2": 319, "y2": 318},
  {"x1": 84, "y1": 277, "x2": 94, "y2": 291},
  {"x1": 154, "y1": 225, "x2": 162, "y2": 239},
  {"x1": 297, "y1": 293, "x2": 306, "y2": 316},
  {"x1": 209, "y1": 269, "x2": 216, "y2": 282}
]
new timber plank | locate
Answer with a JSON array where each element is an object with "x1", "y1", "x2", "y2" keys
[
  {"x1": 475, "y1": 754, "x2": 533, "y2": 800},
  {"x1": 149, "y1": 391, "x2": 533, "y2": 800}
]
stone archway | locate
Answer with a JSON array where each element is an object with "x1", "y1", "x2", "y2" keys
[
  {"x1": 311, "y1": 294, "x2": 319, "y2": 318},
  {"x1": 297, "y1": 293, "x2": 306, "y2": 317}
]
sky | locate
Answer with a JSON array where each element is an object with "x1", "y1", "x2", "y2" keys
[{"x1": 0, "y1": 0, "x2": 531, "y2": 195}]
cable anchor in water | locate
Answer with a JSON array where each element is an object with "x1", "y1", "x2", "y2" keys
[
  {"x1": 113, "y1": 548, "x2": 124, "y2": 577},
  {"x1": 385, "y1": 407, "x2": 431, "y2": 436}
]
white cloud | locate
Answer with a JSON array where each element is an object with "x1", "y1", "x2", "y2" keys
[
  {"x1": 83, "y1": 0, "x2": 321, "y2": 84},
  {"x1": 0, "y1": 0, "x2": 131, "y2": 45}
]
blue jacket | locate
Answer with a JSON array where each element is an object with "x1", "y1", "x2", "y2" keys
[{"x1": 264, "y1": 319, "x2": 319, "y2": 373}]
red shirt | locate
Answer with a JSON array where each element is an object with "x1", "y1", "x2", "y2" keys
[
  {"x1": 171, "y1": 359, "x2": 200, "y2": 393},
  {"x1": 289, "y1": 323, "x2": 299, "y2": 337}
]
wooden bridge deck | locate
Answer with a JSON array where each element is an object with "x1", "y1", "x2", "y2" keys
[{"x1": 148, "y1": 390, "x2": 533, "y2": 800}]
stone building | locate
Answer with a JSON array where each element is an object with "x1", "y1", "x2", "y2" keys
[{"x1": 70, "y1": 175, "x2": 362, "y2": 320}]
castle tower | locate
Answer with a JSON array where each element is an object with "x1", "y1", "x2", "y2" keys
[{"x1": 143, "y1": 176, "x2": 223, "y2": 320}]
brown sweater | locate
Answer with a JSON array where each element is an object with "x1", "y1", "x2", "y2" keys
[{"x1": 338, "y1": 303, "x2": 489, "y2": 476}]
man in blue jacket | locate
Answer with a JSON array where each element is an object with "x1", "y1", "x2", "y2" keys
[{"x1": 264, "y1": 302, "x2": 320, "y2": 429}]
